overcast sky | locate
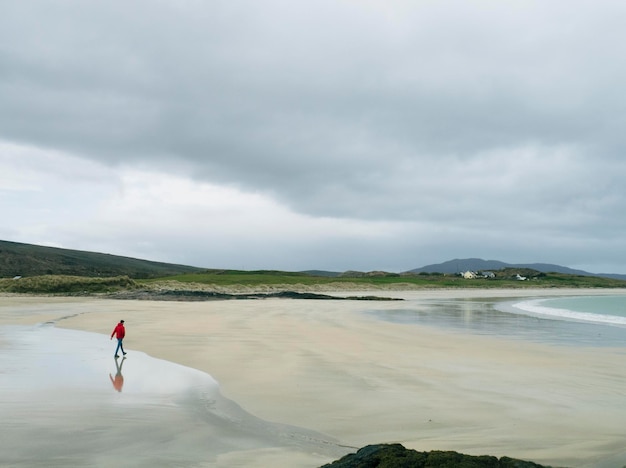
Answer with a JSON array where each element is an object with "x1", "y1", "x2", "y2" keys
[{"x1": 1, "y1": 0, "x2": 625, "y2": 273}]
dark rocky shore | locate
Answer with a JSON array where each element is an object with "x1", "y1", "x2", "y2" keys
[
  {"x1": 320, "y1": 444, "x2": 554, "y2": 468},
  {"x1": 108, "y1": 289, "x2": 403, "y2": 301}
]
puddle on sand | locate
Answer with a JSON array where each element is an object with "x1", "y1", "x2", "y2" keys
[{"x1": 0, "y1": 324, "x2": 345, "y2": 467}]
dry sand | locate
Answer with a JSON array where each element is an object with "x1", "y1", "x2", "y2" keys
[{"x1": 2, "y1": 289, "x2": 626, "y2": 467}]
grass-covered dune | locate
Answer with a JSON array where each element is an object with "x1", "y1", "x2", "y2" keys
[
  {"x1": 3, "y1": 268, "x2": 625, "y2": 296},
  {"x1": 0, "y1": 275, "x2": 137, "y2": 294},
  {"x1": 143, "y1": 268, "x2": 626, "y2": 290},
  {"x1": 2, "y1": 239, "x2": 626, "y2": 295}
]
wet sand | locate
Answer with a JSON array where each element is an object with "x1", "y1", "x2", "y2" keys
[
  {"x1": 1, "y1": 289, "x2": 626, "y2": 467},
  {"x1": 0, "y1": 324, "x2": 344, "y2": 467}
]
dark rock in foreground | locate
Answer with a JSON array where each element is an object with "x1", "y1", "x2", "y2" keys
[{"x1": 320, "y1": 444, "x2": 554, "y2": 468}]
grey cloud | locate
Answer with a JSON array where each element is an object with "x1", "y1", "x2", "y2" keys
[
  {"x1": 3, "y1": 0, "x2": 626, "y2": 271},
  {"x1": 3, "y1": 2, "x2": 624, "y2": 158}
]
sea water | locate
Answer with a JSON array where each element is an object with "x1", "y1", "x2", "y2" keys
[
  {"x1": 511, "y1": 295, "x2": 626, "y2": 327},
  {"x1": 368, "y1": 294, "x2": 626, "y2": 347}
]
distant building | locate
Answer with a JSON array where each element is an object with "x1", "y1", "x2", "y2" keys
[
  {"x1": 482, "y1": 271, "x2": 496, "y2": 278},
  {"x1": 462, "y1": 271, "x2": 477, "y2": 279},
  {"x1": 12, "y1": 275, "x2": 22, "y2": 280},
  {"x1": 516, "y1": 274, "x2": 527, "y2": 281}
]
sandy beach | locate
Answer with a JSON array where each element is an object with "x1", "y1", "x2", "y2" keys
[{"x1": 2, "y1": 289, "x2": 626, "y2": 467}]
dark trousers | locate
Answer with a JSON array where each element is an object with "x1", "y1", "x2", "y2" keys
[{"x1": 115, "y1": 339, "x2": 126, "y2": 356}]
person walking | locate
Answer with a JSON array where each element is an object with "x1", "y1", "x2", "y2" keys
[{"x1": 110, "y1": 320, "x2": 127, "y2": 358}]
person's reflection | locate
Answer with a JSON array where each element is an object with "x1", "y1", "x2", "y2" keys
[{"x1": 109, "y1": 356, "x2": 126, "y2": 392}]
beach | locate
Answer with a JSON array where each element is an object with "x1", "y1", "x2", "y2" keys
[{"x1": 1, "y1": 289, "x2": 626, "y2": 467}]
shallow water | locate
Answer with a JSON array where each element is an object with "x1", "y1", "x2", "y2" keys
[
  {"x1": 367, "y1": 296, "x2": 626, "y2": 347},
  {"x1": 0, "y1": 324, "x2": 344, "y2": 467},
  {"x1": 512, "y1": 295, "x2": 626, "y2": 325}
]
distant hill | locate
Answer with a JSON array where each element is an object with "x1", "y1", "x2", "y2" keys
[
  {"x1": 299, "y1": 270, "x2": 342, "y2": 277},
  {"x1": 408, "y1": 258, "x2": 626, "y2": 281},
  {"x1": 4, "y1": 240, "x2": 626, "y2": 283},
  {"x1": 0, "y1": 240, "x2": 204, "y2": 279}
]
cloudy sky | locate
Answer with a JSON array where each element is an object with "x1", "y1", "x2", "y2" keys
[{"x1": 1, "y1": 0, "x2": 625, "y2": 273}]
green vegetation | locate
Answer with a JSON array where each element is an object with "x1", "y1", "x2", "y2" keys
[
  {"x1": 1, "y1": 269, "x2": 626, "y2": 295},
  {"x1": 0, "y1": 275, "x2": 137, "y2": 294},
  {"x1": 143, "y1": 269, "x2": 334, "y2": 286},
  {"x1": 0, "y1": 240, "x2": 202, "y2": 279},
  {"x1": 2, "y1": 239, "x2": 626, "y2": 294},
  {"x1": 141, "y1": 268, "x2": 626, "y2": 289}
]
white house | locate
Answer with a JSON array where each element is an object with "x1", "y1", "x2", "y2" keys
[{"x1": 462, "y1": 271, "x2": 477, "y2": 279}]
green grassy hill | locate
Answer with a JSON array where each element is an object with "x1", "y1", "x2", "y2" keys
[
  {"x1": 146, "y1": 268, "x2": 626, "y2": 289},
  {"x1": 2, "y1": 240, "x2": 626, "y2": 295},
  {"x1": 0, "y1": 240, "x2": 203, "y2": 279}
]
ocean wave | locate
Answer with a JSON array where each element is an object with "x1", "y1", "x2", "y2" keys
[{"x1": 511, "y1": 299, "x2": 626, "y2": 327}]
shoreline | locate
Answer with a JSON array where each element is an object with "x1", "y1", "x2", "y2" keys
[
  {"x1": 2, "y1": 288, "x2": 626, "y2": 467},
  {"x1": 2, "y1": 284, "x2": 626, "y2": 301}
]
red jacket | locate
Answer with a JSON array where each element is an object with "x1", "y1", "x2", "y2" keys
[{"x1": 111, "y1": 323, "x2": 125, "y2": 340}]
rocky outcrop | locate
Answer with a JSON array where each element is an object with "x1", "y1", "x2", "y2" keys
[
  {"x1": 108, "y1": 289, "x2": 402, "y2": 301},
  {"x1": 320, "y1": 444, "x2": 554, "y2": 468}
]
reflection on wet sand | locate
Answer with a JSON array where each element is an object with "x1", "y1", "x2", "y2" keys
[
  {"x1": 0, "y1": 324, "x2": 346, "y2": 467},
  {"x1": 109, "y1": 356, "x2": 125, "y2": 392}
]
